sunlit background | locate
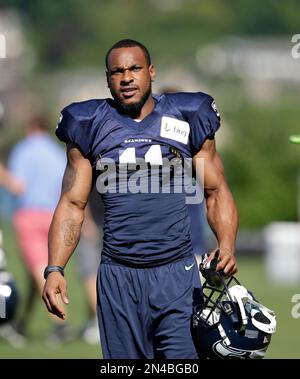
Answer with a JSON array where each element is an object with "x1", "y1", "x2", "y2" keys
[{"x1": 0, "y1": 0, "x2": 300, "y2": 358}]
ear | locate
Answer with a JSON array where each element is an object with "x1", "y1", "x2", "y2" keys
[
  {"x1": 106, "y1": 71, "x2": 110, "y2": 88},
  {"x1": 149, "y1": 64, "x2": 155, "y2": 82}
]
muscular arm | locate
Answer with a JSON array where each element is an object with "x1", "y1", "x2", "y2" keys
[
  {"x1": 43, "y1": 143, "x2": 92, "y2": 319},
  {"x1": 48, "y1": 143, "x2": 92, "y2": 265},
  {"x1": 193, "y1": 138, "x2": 238, "y2": 276}
]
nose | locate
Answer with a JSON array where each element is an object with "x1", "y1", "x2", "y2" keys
[{"x1": 121, "y1": 69, "x2": 133, "y2": 84}]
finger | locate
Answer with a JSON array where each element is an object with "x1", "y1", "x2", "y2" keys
[
  {"x1": 228, "y1": 263, "x2": 238, "y2": 276},
  {"x1": 205, "y1": 249, "x2": 220, "y2": 268},
  {"x1": 222, "y1": 262, "x2": 234, "y2": 276},
  {"x1": 60, "y1": 284, "x2": 69, "y2": 305},
  {"x1": 52, "y1": 301, "x2": 66, "y2": 320},
  {"x1": 42, "y1": 293, "x2": 54, "y2": 314},
  {"x1": 216, "y1": 255, "x2": 231, "y2": 272},
  {"x1": 223, "y1": 261, "x2": 237, "y2": 277},
  {"x1": 47, "y1": 292, "x2": 66, "y2": 320},
  {"x1": 42, "y1": 298, "x2": 54, "y2": 315}
]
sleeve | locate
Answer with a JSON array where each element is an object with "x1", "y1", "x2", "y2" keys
[
  {"x1": 8, "y1": 145, "x2": 27, "y2": 183},
  {"x1": 189, "y1": 95, "x2": 221, "y2": 154},
  {"x1": 55, "y1": 104, "x2": 94, "y2": 157}
]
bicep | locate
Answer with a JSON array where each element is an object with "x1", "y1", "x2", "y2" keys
[
  {"x1": 60, "y1": 143, "x2": 92, "y2": 208},
  {"x1": 192, "y1": 138, "x2": 226, "y2": 194}
]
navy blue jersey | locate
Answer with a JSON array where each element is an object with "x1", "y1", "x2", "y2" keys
[{"x1": 56, "y1": 92, "x2": 220, "y2": 266}]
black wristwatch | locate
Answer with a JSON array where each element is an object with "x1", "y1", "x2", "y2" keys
[{"x1": 43, "y1": 265, "x2": 65, "y2": 280}]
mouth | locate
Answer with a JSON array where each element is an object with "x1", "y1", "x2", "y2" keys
[{"x1": 121, "y1": 86, "x2": 138, "y2": 98}]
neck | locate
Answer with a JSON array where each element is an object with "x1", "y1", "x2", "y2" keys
[
  {"x1": 138, "y1": 95, "x2": 155, "y2": 120},
  {"x1": 124, "y1": 95, "x2": 155, "y2": 121}
]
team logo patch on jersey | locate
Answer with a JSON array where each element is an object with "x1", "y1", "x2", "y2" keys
[
  {"x1": 211, "y1": 101, "x2": 220, "y2": 118},
  {"x1": 160, "y1": 116, "x2": 190, "y2": 145}
]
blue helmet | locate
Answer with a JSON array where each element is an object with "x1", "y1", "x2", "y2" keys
[{"x1": 193, "y1": 266, "x2": 276, "y2": 359}]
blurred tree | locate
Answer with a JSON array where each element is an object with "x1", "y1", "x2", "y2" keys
[
  {"x1": 221, "y1": 97, "x2": 300, "y2": 228},
  {"x1": 1, "y1": 0, "x2": 300, "y2": 69}
]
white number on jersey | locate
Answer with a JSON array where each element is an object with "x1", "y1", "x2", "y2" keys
[{"x1": 120, "y1": 145, "x2": 163, "y2": 165}]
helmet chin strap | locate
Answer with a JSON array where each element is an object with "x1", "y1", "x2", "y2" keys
[
  {"x1": 217, "y1": 323, "x2": 231, "y2": 346},
  {"x1": 235, "y1": 296, "x2": 248, "y2": 329},
  {"x1": 227, "y1": 285, "x2": 250, "y2": 329},
  {"x1": 201, "y1": 308, "x2": 231, "y2": 346}
]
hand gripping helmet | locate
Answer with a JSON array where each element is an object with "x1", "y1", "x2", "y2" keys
[{"x1": 193, "y1": 260, "x2": 276, "y2": 359}]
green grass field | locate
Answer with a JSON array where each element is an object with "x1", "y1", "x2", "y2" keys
[{"x1": 0, "y1": 223, "x2": 299, "y2": 359}]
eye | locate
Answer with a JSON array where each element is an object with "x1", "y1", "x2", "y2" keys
[
  {"x1": 110, "y1": 69, "x2": 123, "y2": 76},
  {"x1": 132, "y1": 66, "x2": 141, "y2": 72}
]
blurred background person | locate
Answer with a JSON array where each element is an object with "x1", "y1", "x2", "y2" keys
[
  {"x1": 0, "y1": 163, "x2": 24, "y2": 196},
  {"x1": 7, "y1": 115, "x2": 70, "y2": 345}
]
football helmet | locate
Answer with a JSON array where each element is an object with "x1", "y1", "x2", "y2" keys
[
  {"x1": 0, "y1": 230, "x2": 19, "y2": 325},
  {"x1": 0, "y1": 271, "x2": 19, "y2": 325},
  {"x1": 193, "y1": 254, "x2": 276, "y2": 359}
]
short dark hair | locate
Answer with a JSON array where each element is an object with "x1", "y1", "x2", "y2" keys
[{"x1": 105, "y1": 39, "x2": 151, "y2": 69}]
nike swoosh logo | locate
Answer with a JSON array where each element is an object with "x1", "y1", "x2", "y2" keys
[{"x1": 185, "y1": 262, "x2": 195, "y2": 271}]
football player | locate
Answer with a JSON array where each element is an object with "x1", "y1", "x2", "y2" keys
[{"x1": 42, "y1": 39, "x2": 238, "y2": 358}]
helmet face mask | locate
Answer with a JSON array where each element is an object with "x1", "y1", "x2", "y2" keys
[{"x1": 193, "y1": 273, "x2": 276, "y2": 359}]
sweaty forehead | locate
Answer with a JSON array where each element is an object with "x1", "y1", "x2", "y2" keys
[{"x1": 107, "y1": 46, "x2": 147, "y2": 69}]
